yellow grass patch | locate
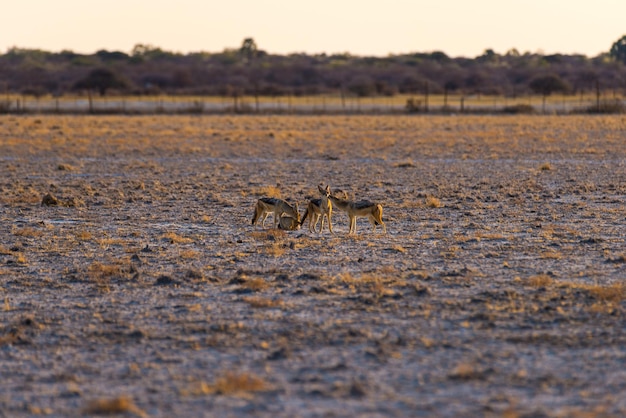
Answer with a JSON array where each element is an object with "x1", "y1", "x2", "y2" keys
[
  {"x1": 539, "y1": 162, "x2": 552, "y2": 171},
  {"x1": 82, "y1": 396, "x2": 146, "y2": 417},
  {"x1": 540, "y1": 250, "x2": 562, "y2": 260},
  {"x1": 211, "y1": 372, "x2": 270, "y2": 395},
  {"x1": 425, "y1": 195, "x2": 443, "y2": 208},
  {"x1": 255, "y1": 185, "x2": 281, "y2": 198},
  {"x1": 583, "y1": 283, "x2": 625, "y2": 303},
  {"x1": 161, "y1": 232, "x2": 193, "y2": 244},
  {"x1": 187, "y1": 372, "x2": 271, "y2": 397},
  {"x1": 88, "y1": 262, "x2": 122, "y2": 278},
  {"x1": 243, "y1": 277, "x2": 270, "y2": 292},
  {"x1": 526, "y1": 274, "x2": 554, "y2": 287},
  {"x1": 12, "y1": 227, "x2": 43, "y2": 237},
  {"x1": 179, "y1": 249, "x2": 200, "y2": 259}
]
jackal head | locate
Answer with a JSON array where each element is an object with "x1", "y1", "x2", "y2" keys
[
  {"x1": 278, "y1": 215, "x2": 301, "y2": 230},
  {"x1": 318, "y1": 184, "x2": 331, "y2": 197}
]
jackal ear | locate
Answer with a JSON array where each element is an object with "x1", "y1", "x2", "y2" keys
[
  {"x1": 325, "y1": 185, "x2": 331, "y2": 195},
  {"x1": 318, "y1": 184, "x2": 325, "y2": 194}
]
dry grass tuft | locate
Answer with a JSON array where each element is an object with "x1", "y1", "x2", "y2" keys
[
  {"x1": 241, "y1": 278, "x2": 270, "y2": 292},
  {"x1": 211, "y1": 371, "x2": 270, "y2": 395},
  {"x1": 335, "y1": 272, "x2": 402, "y2": 298},
  {"x1": 448, "y1": 362, "x2": 484, "y2": 380},
  {"x1": 57, "y1": 163, "x2": 75, "y2": 171},
  {"x1": 161, "y1": 232, "x2": 193, "y2": 244},
  {"x1": 179, "y1": 249, "x2": 200, "y2": 259},
  {"x1": 540, "y1": 250, "x2": 562, "y2": 260},
  {"x1": 75, "y1": 230, "x2": 93, "y2": 241},
  {"x1": 425, "y1": 195, "x2": 443, "y2": 208},
  {"x1": 82, "y1": 396, "x2": 146, "y2": 417},
  {"x1": 526, "y1": 274, "x2": 554, "y2": 287},
  {"x1": 13, "y1": 227, "x2": 43, "y2": 237},
  {"x1": 265, "y1": 242, "x2": 287, "y2": 257},
  {"x1": 539, "y1": 162, "x2": 552, "y2": 171},
  {"x1": 584, "y1": 283, "x2": 625, "y2": 303},
  {"x1": 390, "y1": 245, "x2": 407, "y2": 253},
  {"x1": 88, "y1": 262, "x2": 122, "y2": 280},
  {"x1": 255, "y1": 185, "x2": 281, "y2": 198}
]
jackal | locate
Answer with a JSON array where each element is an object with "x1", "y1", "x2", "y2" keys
[
  {"x1": 328, "y1": 189, "x2": 386, "y2": 235},
  {"x1": 300, "y1": 184, "x2": 334, "y2": 233},
  {"x1": 300, "y1": 198, "x2": 322, "y2": 232},
  {"x1": 251, "y1": 198, "x2": 300, "y2": 229},
  {"x1": 277, "y1": 215, "x2": 301, "y2": 231}
]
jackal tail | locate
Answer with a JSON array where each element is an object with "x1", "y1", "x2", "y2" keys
[{"x1": 301, "y1": 207, "x2": 310, "y2": 224}]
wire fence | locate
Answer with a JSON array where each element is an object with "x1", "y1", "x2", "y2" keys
[{"x1": 1, "y1": 93, "x2": 624, "y2": 115}]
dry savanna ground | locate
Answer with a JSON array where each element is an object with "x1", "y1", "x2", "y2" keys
[{"x1": 1, "y1": 114, "x2": 626, "y2": 417}]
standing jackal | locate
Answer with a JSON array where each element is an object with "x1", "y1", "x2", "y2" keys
[
  {"x1": 251, "y1": 198, "x2": 300, "y2": 229},
  {"x1": 300, "y1": 184, "x2": 334, "y2": 233},
  {"x1": 328, "y1": 189, "x2": 386, "y2": 235}
]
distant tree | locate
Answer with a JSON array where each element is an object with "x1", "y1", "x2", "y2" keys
[
  {"x1": 529, "y1": 74, "x2": 570, "y2": 112},
  {"x1": 73, "y1": 68, "x2": 129, "y2": 96},
  {"x1": 130, "y1": 44, "x2": 169, "y2": 63},
  {"x1": 428, "y1": 51, "x2": 450, "y2": 63},
  {"x1": 505, "y1": 48, "x2": 520, "y2": 57},
  {"x1": 477, "y1": 49, "x2": 498, "y2": 64},
  {"x1": 609, "y1": 35, "x2": 626, "y2": 64},
  {"x1": 240, "y1": 38, "x2": 258, "y2": 63},
  {"x1": 96, "y1": 49, "x2": 129, "y2": 62}
]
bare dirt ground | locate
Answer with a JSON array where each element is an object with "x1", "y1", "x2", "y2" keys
[{"x1": 1, "y1": 114, "x2": 626, "y2": 417}]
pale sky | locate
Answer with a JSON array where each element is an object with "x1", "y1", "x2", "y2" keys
[{"x1": 1, "y1": 0, "x2": 625, "y2": 58}]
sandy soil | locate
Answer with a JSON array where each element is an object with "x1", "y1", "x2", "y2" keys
[{"x1": 1, "y1": 114, "x2": 626, "y2": 417}]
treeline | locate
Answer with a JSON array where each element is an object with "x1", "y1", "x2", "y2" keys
[{"x1": 2, "y1": 39, "x2": 626, "y2": 101}]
